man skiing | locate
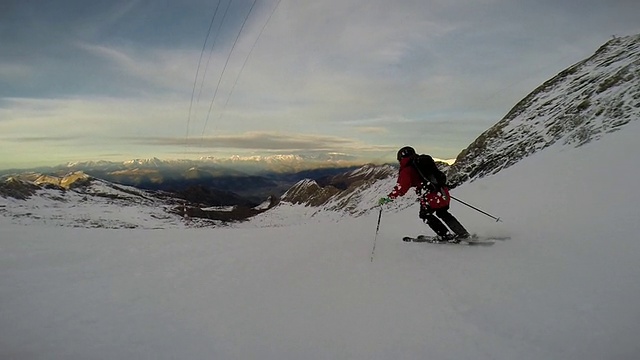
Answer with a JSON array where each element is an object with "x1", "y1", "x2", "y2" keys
[{"x1": 378, "y1": 146, "x2": 470, "y2": 242}]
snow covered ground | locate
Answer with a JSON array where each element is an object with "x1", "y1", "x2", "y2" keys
[{"x1": 2, "y1": 122, "x2": 640, "y2": 359}]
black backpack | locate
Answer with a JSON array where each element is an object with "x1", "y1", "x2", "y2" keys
[{"x1": 411, "y1": 154, "x2": 447, "y2": 189}]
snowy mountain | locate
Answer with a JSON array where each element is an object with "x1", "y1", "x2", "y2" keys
[
  {"x1": 122, "y1": 157, "x2": 165, "y2": 167},
  {"x1": 448, "y1": 34, "x2": 640, "y2": 184},
  {"x1": 280, "y1": 164, "x2": 399, "y2": 212},
  {"x1": 270, "y1": 160, "x2": 451, "y2": 219},
  {"x1": 53, "y1": 153, "x2": 364, "y2": 175},
  {"x1": 0, "y1": 172, "x2": 208, "y2": 228},
  {"x1": 0, "y1": 155, "x2": 368, "y2": 209},
  {"x1": 0, "y1": 170, "x2": 287, "y2": 227}
]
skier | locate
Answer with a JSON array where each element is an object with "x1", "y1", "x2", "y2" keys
[{"x1": 378, "y1": 146, "x2": 470, "y2": 242}]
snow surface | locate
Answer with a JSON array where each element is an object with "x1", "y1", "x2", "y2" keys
[
  {"x1": 2, "y1": 122, "x2": 640, "y2": 359},
  {"x1": 0, "y1": 178, "x2": 187, "y2": 229}
]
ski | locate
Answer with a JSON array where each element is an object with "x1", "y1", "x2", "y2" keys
[{"x1": 402, "y1": 234, "x2": 499, "y2": 246}]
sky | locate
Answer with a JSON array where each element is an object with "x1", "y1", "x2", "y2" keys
[{"x1": 1, "y1": 0, "x2": 639, "y2": 170}]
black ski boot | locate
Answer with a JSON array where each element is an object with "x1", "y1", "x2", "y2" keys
[
  {"x1": 437, "y1": 233, "x2": 457, "y2": 243},
  {"x1": 437, "y1": 210, "x2": 470, "y2": 240},
  {"x1": 424, "y1": 214, "x2": 449, "y2": 237}
]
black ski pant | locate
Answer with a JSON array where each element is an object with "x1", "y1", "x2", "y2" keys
[{"x1": 419, "y1": 205, "x2": 468, "y2": 237}]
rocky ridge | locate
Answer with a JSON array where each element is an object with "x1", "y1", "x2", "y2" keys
[{"x1": 448, "y1": 34, "x2": 640, "y2": 184}]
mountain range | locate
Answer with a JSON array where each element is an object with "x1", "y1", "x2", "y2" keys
[{"x1": 0, "y1": 155, "x2": 366, "y2": 206}]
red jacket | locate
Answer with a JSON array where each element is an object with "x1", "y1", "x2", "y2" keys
[{"x1": 388, "y1": 157, "x2": 424, "y2": 199}]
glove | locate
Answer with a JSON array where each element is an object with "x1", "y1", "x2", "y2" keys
[{"x1": 378, "y1": 197, "x2": 392, "y2": 206}]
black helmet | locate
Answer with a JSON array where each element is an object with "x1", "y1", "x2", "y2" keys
[{"x1": 396, "y1": 146, "x2": 416, "y2": 161}]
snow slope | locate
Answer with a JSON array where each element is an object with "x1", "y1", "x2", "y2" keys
[
  {"x1": 1, "y1": 122, "x2": 640, "y2": 359},
  {"x1": 0, "y1": 176, "x2": 188, "y2": 229}
]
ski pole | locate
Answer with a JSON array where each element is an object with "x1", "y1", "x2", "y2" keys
[
  {"x1": 451, "y1": 195, "x2": 502, "y2": 222},
  {"x1": 370, "y1": 206, "x2": 383, "y2": 262}
]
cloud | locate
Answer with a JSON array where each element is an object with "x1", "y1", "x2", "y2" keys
[
  {"x1": 3, "y1": 135, "x2": 80, "y2": 143},
  {"x1": 0, "y1": 62, "x2": 34, "y2": 82},
  {"x1": 133, "y1": 131, "x2": 390, "y2": 153},
  {"x1": 78, "y1": 43, "x2": 198, "y2": 93},
  {"x1": 0, "y1": 96, "x2": 192, "y2": 143},
  {"x1": 355, "y1": 127, "x2": 388, "y2": 134}
]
